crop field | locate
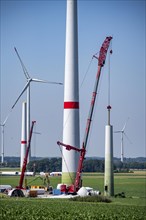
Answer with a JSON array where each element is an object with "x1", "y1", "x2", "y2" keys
[{"x1": 0, "y1": 171, "x2": 146, "y2": 219}]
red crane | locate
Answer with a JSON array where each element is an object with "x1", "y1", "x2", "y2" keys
[
  {"x1": 58, "y1": 36, "x2": 112, "y2": 193},
  {"x1": 16, "y1": 120, "x2": 36, "y2": 189}
]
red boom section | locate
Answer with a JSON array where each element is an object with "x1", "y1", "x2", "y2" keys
[
  {"x1": 83, "y1": 36, "x2": 112, "y2": 150},
  {"x1": 17, "y1": 121, "x2": 36, "y2": 189},
  {"x1": 98, "y1": 36, "x2": 112, "y2": 67},
  {"x1": 58, "y1": 36, "x2": 112, "y2": 193},
  {"x1": 57, "y1": 141, "x2": 82, "y2": 152},
  {"x1": 74, "y1": 143, "x2": 86, "y2": 191},
  {"x1": 57, "y1": 141, "x2": 86, "y2": 192}
]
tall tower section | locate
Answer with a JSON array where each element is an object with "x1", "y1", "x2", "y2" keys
[
  {"x1": 62, "y1": 0, "x2": 80, "y2": 185},
  {"x1": 104, "y1": 48, "x2": 114, "y2": 196}
]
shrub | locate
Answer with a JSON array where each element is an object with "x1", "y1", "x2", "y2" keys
[{"x1": 69, "y1": 195, "x2": 112, "y2": 203}]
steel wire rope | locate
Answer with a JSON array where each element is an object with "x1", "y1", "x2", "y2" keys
[
  {"x1": 108, "y1": 42, "x2": 112, "y2": 107},
  {"x1": 27, "y1": 175, "x2": 42, "y2": 185},
  {"x1": 58, "y1": 144, "x2": 74, "y2": 184},
  {"x1": 85, "y1": 64, "x2": 105, "y2": 155},
  {"x1": 80, "y1": 57, "x2": 94, "y2": 88}
]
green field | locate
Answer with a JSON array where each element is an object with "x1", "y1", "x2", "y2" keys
[{"x1": 0, "y1": 171, "x2": 146, "y2": 219}]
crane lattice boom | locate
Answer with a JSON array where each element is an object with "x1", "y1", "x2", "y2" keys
[
  {"x1": 98, "y1": 36, "x2": 112, "y2": 67},
  {"x1": 17, "y1": 121, "x2": 36, "y2": 189}
]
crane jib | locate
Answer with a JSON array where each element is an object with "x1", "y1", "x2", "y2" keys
[
  {"x1": 98, "y1": 36, "x2": 112, "y2": 67},
  {"x1": 83, "y1": 37, "x2": 112, "y2": 150}
]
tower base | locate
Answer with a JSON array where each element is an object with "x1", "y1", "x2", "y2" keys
[
  {"x1": 104, "y1": 125, "x2": 114, "y2": 196},
  {"x1": 62, "y1": 172, "x2": 76, "y2": 185}
]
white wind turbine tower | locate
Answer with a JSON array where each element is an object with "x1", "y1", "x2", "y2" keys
[
  {"x1": 0, "y1": 113, "x2": 10, "y2": 163},
  {"x1": 115, "y1": 117, "x2": 131, "y2": 163},
  {"x1": 13, "y1": 47, "x2": 62, "y2": 161}
]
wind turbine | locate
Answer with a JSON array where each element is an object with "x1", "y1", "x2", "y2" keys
[
  {"x1": 0, "y1": 113, "x2": 10, "y2": 163},
  {"x1": 1, "y1": 48, "x2": 62, "y2": 163},
  {"x1": 13, "y1": 47, "x2": 62, "y2": 161},
  {"x1": 115, "y1": 117, "x2": 131, "y2": 163}
]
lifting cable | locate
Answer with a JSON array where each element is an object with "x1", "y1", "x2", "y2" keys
[
  {"x1": 58, "y1": 145, "x2": 74, "y2": 184},
  {"x1": 80, "y1": 57, "x2": 94, "y2": 88},
  {"x1": 85, "y1": 62, "x2": 105, "y2": 153},
  {"x1": 108, "y1": 42, "x2": 112, "y2": 107},
  {"x1": 27, "y1": 176, "x2": 42, "y2": 185}
]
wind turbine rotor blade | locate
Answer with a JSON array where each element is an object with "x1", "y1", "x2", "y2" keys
[
  {"x1": 50, "y1": 82, "x2": 63, "y2": 85},
  {"x1": 31, "y1": 78, "x2": 51, "y2": 83},
  {"x1": 124, "y1": 132, "x2": 132, "y2": 144},
  {"x1": 114, "y1": 131, "x2": 121, "y2": 133},
  {"x1": 122, "y1": 117, "x2": 129, "y2": 131},
  {"x1": 31, "y1": 78, "x2": 63, "y2": 85},
  {"x1": 11, "y1": 82, "x2": 29, "y2": 109},
  {"x1": 33, "y1": 132, "x2": 41, "y2": 135},
  {"x1": 14, "y1": 47, "x2": 30, "y2": 79},
  {"x1": 2, "y1": 111, "x2": 12, "y2": 126}
]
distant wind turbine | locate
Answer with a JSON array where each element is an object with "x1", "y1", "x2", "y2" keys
[
  {"x1": 13, "y1": 47, "x2": 62, "y2": 161},
  {"x1": 0, "y1": 113, "x2": 11, "y2": 163},
  {"x1": 115, "y1": 118, "x2": 132, "y2": 163},
  {"x1": 1, "y1": 48, "x2": 62, "y2": 163}
]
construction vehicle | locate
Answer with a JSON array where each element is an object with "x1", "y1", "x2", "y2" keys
[
  {"x1": 57, "y1": 36, "x2": 112, "y2": 194},
  {"x1": 8, "y1": 121, "x2": 36, "y2": 197}
]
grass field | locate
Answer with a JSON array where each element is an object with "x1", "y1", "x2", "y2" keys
[{"x1": 0, "y1": 170, "x2": 146, "y2": 219}]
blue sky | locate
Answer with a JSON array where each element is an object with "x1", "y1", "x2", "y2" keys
[{"x1": 0, "y1": 0, "x2": 145, "y2": 158}]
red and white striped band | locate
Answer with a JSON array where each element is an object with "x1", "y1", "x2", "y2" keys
[
  {"x1": 21, "y1": 140, "x2": 27, "y2": 144},
  {"x1": 64, "y1": 101, "x2": 79, "y2": 109}
]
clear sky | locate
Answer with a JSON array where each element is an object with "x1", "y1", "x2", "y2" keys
[{"x1": 0, "y1": 0, "x2": 145, "y2": 159}]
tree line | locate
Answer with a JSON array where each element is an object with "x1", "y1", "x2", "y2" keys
[
  {"x1": 1, "y1": 157, "x2": 145, "y2": 172},
  {"x1": 27, "y1": 158, "x2": 106, "y2": 173},
  {"x1": 27, "y1": 158, "x2": 146, "y2": 173}
]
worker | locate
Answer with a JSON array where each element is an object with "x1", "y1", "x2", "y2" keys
[{"x1": 43, "y1": 173, "x2": 50, "y2": 188}]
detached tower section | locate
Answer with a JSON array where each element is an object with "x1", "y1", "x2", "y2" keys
[
  {"x1": 20, "y1": 102, "x2": 27, "y2": 170},
  {"x1": 62, "y1": 0, "x2": 80, "y2": 184},
  {"x1": 104, "y1": 106, "x2": 114, "y2": 196}
]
